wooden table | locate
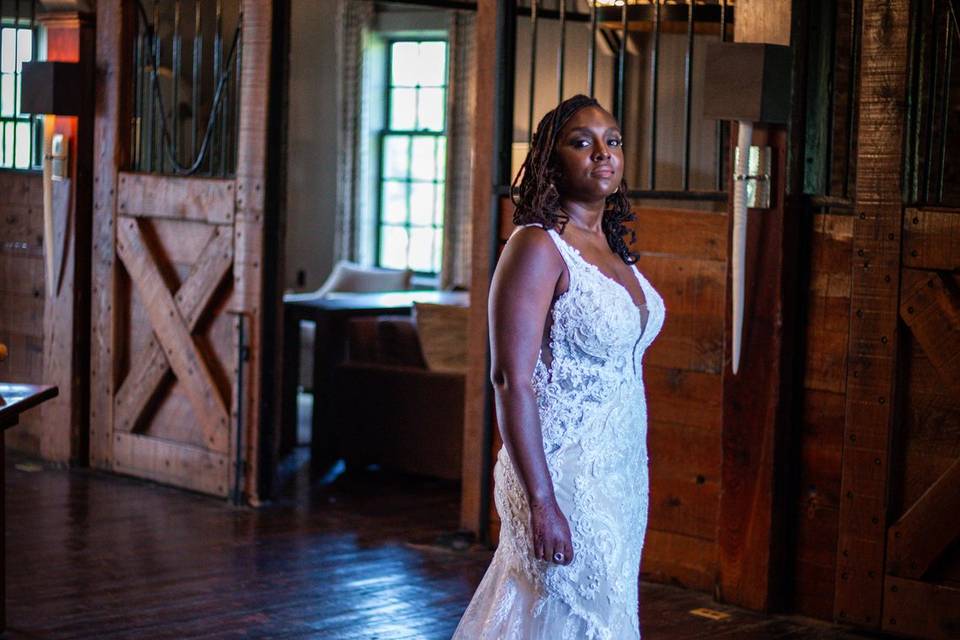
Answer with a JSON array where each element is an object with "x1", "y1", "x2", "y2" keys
[
  {"x1": 282, "y1": 290, "x2": 469, "y2": 474},
  {"x1": 0, "y1": 382, "x2": 58, "y2": 632}
]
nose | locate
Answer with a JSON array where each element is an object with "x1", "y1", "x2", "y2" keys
[{"x1": 593, "y1": 143, "x2": 611, "y2": 161}]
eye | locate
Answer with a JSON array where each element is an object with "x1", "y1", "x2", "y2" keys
[
  {"x1": 608, "y1": 138, "x2": 623, "y2": 148},
  {"x1": 571, "y1": 138, "x2": 591, "y2": 148}
]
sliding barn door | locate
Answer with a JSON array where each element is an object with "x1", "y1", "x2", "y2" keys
[{"x1": 89, "y1": 1, "x2": 272, "y2": 500}]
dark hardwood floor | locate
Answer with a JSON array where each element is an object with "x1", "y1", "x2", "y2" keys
[{"x1": 4, "y1": 450, "x2": 885, "y2": 639}]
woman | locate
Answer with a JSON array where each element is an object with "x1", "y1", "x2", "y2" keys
[{"x1": 452, "y1": 94, "x2": 665, "y2": 639}]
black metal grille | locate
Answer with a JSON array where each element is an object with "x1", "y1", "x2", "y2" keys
[
  {"x1": 0, "y1": 0, "x2": 41, "y2": 172},
  {"x1": 906, "y1": 0, "x2": 960, "y2": 206},
  {"x1": 504, "y1": 0, "x2": 733, "y2": 201},
  {"x1": 129, "y1": 0, "x2": 242, "y2": 177}
]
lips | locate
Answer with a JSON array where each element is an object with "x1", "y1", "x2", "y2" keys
[{"x1": 590, "y1": 167, "x2": 614, "y2": 178}]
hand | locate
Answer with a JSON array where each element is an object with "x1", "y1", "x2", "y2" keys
[{"x1": 529, "y1": 497, "x2": 574, "y2": 566}]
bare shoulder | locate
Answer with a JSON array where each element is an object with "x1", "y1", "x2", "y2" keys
[{"x1": 498, "y1": 226, "x2": 564, "y2": 277}]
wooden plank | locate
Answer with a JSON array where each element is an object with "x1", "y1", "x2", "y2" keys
[
  {"x1": 903, "y1": 208, "x2": 960, "y2": 271},
  {"x1": 644, "y1": 366, "x2": 722, "y2": 432},
  {"x1": 629, "y1": 208, "x2": 727, "y2": 261},
  {"x1": 834, "y1": 0, "x2": 910, "y2": 627},
  {"x1": 0, "y1": 294, "x2": 44, "y2": 338},
  {"x1": 90, "y1": 0, "x2": 132, "y2": 470},
  {"x1": 0, "y1": 204, "x2": 43, "y2": 244},
  {"x1": 886, "y1": 456, "x2": 960, "y2": 579},
  {"x1": 117, "y1": 172, "x2": 235, "y2": 224},
  {"x1": 718, "y1": 125, "x2": 798, "y2": 613},
  {"x1": 649, "y1": 420, "x2": 721, "y2": 541},
  {"x1": 899, "y1": 270, "x2": 960, "y2": 397},
  {"x1": 461, "y1": 0, "x2": 500, "y2": 536},
  {"x1": 114, "y1": 225, "x2": 233, "y2": 434},
  {"x1": 230, "y1": 0, "x2": 272, "y2": 503},
  {"x1": 112, "y1": 431, "x2": 229, "y2": 497},
  {"x1": 116, "y1": 217, "x2": 230, "y2": 453},
  {"x1": 638, "y1": 254, "x2": 726, "y2": 374},
  {"x1": 882, "y1": 576, "x2": 960, "y2": 639},
  {"x1": 642, "y1": 529, "x2": 719, "y2": 592},
  {"x1": 733, "y1": 0, "x2": 792, "y2": 45}
]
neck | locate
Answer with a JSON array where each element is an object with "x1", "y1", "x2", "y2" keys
[{"x1": 559, "y1": 198, "x2": 605, "y2": 234}]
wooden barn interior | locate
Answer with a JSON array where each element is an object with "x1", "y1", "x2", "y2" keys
[{"x1": 0, "y1": 0, "x2": 958, "y2": 637}]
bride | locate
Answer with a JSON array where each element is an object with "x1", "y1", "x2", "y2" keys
[{"x1": 452, "y1": 94, "x2": 666, "y2": 639}]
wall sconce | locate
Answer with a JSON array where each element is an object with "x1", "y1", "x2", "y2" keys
[
  {"x1": 702, "y1": 42, "x2": 790, "y2": 375},
  {"x1": 20, "y1": 61, "x2": 84, "y2": 297}
]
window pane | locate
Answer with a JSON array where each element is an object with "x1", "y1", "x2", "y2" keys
[
  {"x1": 1, "y1": 74, "x2": 13, "y2": 117},
  {"x1": 409, "y1": 182, "x2": 435, "y2": 227},
  {"x1": 14, "y1": 121, "x2": 29, "y2": 168},
  {"x1": 391, "y1": 42, "x2": 420, "y2": 87},
  {"x1": 383, "y1": 135, "x2": 410, "y2": 179},
  {"x1": 2, "y1": 122, "x2": 13, "y2": 168},
  {"x1": 408, "y1": 226, "x2": 435, "y2": 272},
  {"x1": 410, "y1": 136, "x2": 436, "y2": 181},
  {"x1": 389, "y1": 87, "x2": 416, "y2": 131},
  {"x1": 382, "y1": 181, "x2": 408, "y2": 224},
  {"x1": 433, "y1": 228, "x2": 444, "y2": 273},
  {"x1": 433, "y1": 183, "x2": 445, "y2": 226},
  {"x1": 1, "y1": 29, "x2": 14, "y2": 74},
  {"x1": 418, "y1": 42, "x2": 447, "y2": 87},
  {"x1": 417, "y1": 87, "x2": 445, "y2": 131},
  {"x1": 435, "y1": 136, "x2": 447, "y2": 179},
  {"x1": 16, "y1": 29, "x2": 31, "y2": 73},
  {"x1": 380, "y1": 225, "x2": 409, "y2": 270}
]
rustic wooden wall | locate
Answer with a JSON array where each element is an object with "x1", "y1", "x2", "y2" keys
[{"x1": 0, "y1": 173, "x2": 46, "y2": 452}]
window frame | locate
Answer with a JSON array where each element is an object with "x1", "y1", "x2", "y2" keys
[
  {"x1": 374, "y1": 37, "x2": 450, "y2": 276},
  {"x1": 0, "y1": 14, "x2": 42, "y2": 173}
]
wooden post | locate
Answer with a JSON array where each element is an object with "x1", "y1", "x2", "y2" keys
[
  {"x1": 460, "y1": 0, "x2": 504, "y2": 536},
  {"x1": 833, "y1": 0, "x2": 909, "y2": 628},
  {"x1": 90, "y1": 0, "x2": 132, "y2": 470}
]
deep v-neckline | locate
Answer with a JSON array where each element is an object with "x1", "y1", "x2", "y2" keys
[{"x1": 549, "y1": 229, "x2": 650, "y2": 332}]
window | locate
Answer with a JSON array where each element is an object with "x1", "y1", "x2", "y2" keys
[
  {"x1": 0, "y1": 19, "x2": 40, "y2": 170},
  {"x1": 378, "y1": 40, "x2": 448, "y2": 273}
]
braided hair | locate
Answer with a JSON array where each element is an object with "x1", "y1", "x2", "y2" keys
[{"x1": 511, "y1": 94, "x2": 636, "y2": 265}]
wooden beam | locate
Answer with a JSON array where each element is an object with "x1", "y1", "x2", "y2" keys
[
  {"x1": 718, "y1": 125, "x2": 799, "y2": 612},
  {"x1": 899, "y1": 270, "x2": 960, "y2": 398},
  {"x1": 113, "y1": 432, "x2": 230, "y2": 497},
  {"x1": 903, "y1": 208, "x2": 960, "y2": 271},
  {"x1": 460, "y1": 0, "x2": 502, "y2": 536},
  {"x1": 834, "y1": 0, "x2": 910, "y2": 628},
  {"x1": 90, "y1": 0, "x2": 133, "y2": 470},
  {"x1": 882, "y1": 576, "x2": 960, "y2": 639},
  {"x1": 117, "y1": 172, "x2": 235, "y2": 224},
  {"x1": 231, "y1": 0, "x2": 273, "y2": 503},
  {"x1": 886, "y1": 455, "x2": 960, "y2": 580}
]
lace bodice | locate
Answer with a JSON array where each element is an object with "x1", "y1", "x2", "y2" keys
[{"x1": 453, "y1": 226, "x2": 666, "y2": 640}]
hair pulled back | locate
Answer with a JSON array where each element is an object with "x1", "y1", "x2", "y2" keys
[{"x1": 511, "y1": 94, "x2": 636, "y2": 264}]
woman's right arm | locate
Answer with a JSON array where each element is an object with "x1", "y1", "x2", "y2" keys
[{"x1": 488, "y1": 228, "x2": 573, "y2": 566}]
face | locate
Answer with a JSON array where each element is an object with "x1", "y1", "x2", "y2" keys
[{"x1": 553, "y1": 105, "x2": 624, "y2": 203}]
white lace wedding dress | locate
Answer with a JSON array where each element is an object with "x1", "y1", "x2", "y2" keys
[{"x1": 452, "y1": 227, "x2": 666, "y2": 640}]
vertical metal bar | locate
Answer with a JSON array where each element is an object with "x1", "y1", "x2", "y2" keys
[
  {"x1": 527, "y1": 0, "x2": 539, "y2": 144},
  {"x1": 192, "y1": 0, "x2": 202, "y2": 163},
  {"x1": 923, "y1": 0, "x2": 942, "y2": 203},
  {"x1": 844, "y1": 0, "x2": 862, "y2": 199},
  {"x1": 649, "y1": 0, "x2": 660, "y2": 190},
  {"x1": 214, "y1": 0, "x2": 223, "y2": 175},
  {"x1": 716, "y1": 0, "x2": 727, "y2": 190},
  {"x1": 153, "y1": 0, "x2": 162, "y2": 172},
  {"x1": 937, "y1": 7, "x2": 952, "y2": 203},
  {"x1": 615, "y1": 0, "x2": 627, "y2": 123},
  {"x1": 497, "y1": 0, "x2": 516, "y2": 186},
  {"x1": 172, "y1": 0, "x2": 182, "y2": 168},
  {"x1": 231, "y1": 312, "x2": 246, "y2": 506},
  {"x1": 132, "y1": 16, "x2": 143, "y2": 169},
  {"x1": 230, "y1": 2, "x2": 241, "y2": 175},
  {"x1": 682, "y1": 0, "x2": 694, "y2": 191},
  {"x1": 588, "y1": 0, "x2": 597, "y2": 97},
  {"x1": 557, "y1": 0, "x2": 566, "y2": 103}
]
